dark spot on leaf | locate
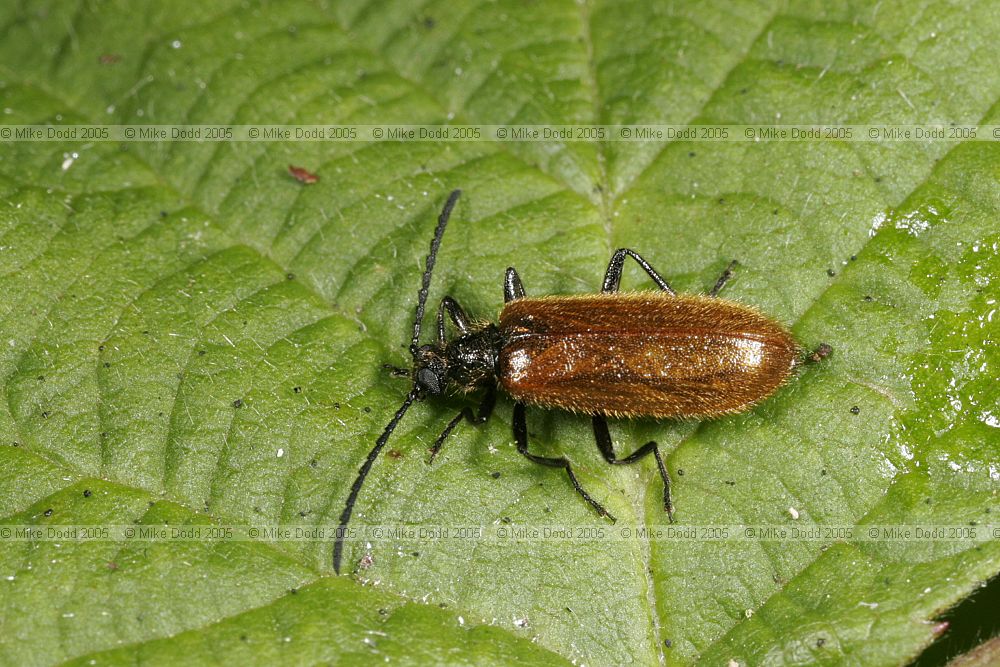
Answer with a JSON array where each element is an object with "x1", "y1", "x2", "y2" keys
[
  {"x1": 103, "y1": 362, "x2": 110, "y2": 368},
  {"x1": 850, "y1": 406, "x2": 860, "y2": 415},
  {"x1": 333, "y1": 403, "x2": 340, "y2": 409},
  {"x1": 808, "y1": 343, "x2": 833, "y2": 363},
  {"x1": 41, "y1": 411, "x2": 50, "y2": 418},
  {"x1": 816, "y1": 637, "x2": 826, "y2": 648},
  {"x1": 864, "y1": 295, "x2": 873, "y2": 302},
  {"x1": 412, "y1": 551, "x2": 420, "y2": 557},
  {"x1": 37, "y1": 375, "x2": 44, "y2": 381},
  {"x1": 772, "y1": 209, "x2": 779, "y2": 215},
  {"x1": 98, "y1": 345, "x2": 105, "y2": 351},
  {"x1": 821, "y1": 469, "x2": 827, "y2": 475},
  {"x1": 725, "y1": 480, "x2": 735, "y2": 486},
  {"x1": 850, "y1": 255, "x2": 857, "y2": 261},
  {"x1": 677, "y1": 468, "x2": 685, "y2": 476},
  {"x1": 232, "y1": 399, "x2": 243, "y2": 408},
  {"x1": 826, "y1": 268, "x2": 836, "y2": 277},
  {"x1": 491, "y1": 471, "x2": 501, "y2": 479},
  {"x1": 198, "y1": 350, "x2": 206, "y2": 356},
  {"x1": 501, "y1": 517, "x2": 511, "y2": 524},
  {"x1": 83, "y1": 489, "x2": 92, "y2": 498},
  {"x1": 293, "y1": 386, "x2": 302, "y2": 393},
  {"x1": 44, "y1": 509, "x2": 53, "y2": 517},
  {"x1": 378, "y1": 608, "x2": 388, "y2": 616},
  {"x1": 364, "y1": 407, "x2": 372, "y2": 413},
  {"x1": 310, "y1": 459, "x2": 318, "y2": 468},
  {"x1": 664, "y1": 639, "x2": 673, "y2": 648},
  {"x1": 289, "y1": 588, "x2": 298, "y2": 594},
  {"x1": 688, "y1": 151, "x2": 696, "y2": 157}
]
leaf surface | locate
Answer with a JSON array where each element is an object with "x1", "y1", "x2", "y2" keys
[{"x1": 0, "y1": 1, "x2": 997, "y2": 665}]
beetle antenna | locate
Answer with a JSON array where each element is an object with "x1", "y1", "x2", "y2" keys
[
  {"x1": 410, "y1": 189, "x2": 462, "y2": 355},
  {"x1": 334, "y1": 388, "x2": 419, "y2": 574}
]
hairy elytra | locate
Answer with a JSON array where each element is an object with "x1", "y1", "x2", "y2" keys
[
  {"x1": 498, "y1": 293, "x2": 800, "y2": 419},
  {"x1": 333, "y1": 189, "x2": 829, "y2": 574}
]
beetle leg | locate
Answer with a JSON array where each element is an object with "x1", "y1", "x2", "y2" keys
[
  {"x1": 709, "y1": 259, "x2": 739, "y2": 297},
  {"x1": 427, "y1": 385, "x2": 496, "y2": 463},
  {"x1": 436, "y1": 296, "x2": 471, "y2": 343},
  {"x1": 513, "y1": 403, "x2": 616, "y2": 522},
  {"x1": 592, "y1": 416, "x2": 674, "y2": 522},
  {"x1": 602, "y1": 249, "x2": 676, "y2": 294},
  {"x1": 504, "y1": 267, "x2": 526, "y2": 302}
]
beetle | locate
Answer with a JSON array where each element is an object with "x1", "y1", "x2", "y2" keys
[{"x1": 333, "y1": 189, "x2": 830, "y2": 573}]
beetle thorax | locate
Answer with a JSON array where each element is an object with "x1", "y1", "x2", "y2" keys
[
  {"x1": 445, "y1": 323, "x2": 501, "y2": 390},
  {"x1": 414, "y1": 324, "x2": 500, "y2": 395}
]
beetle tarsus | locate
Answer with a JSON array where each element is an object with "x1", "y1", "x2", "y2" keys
[
  {"x1": 514, "y1": 403, "x2": 616, "y2": 523},
  {"x1": 428, "y1": 410, "x2": 465, "y2": 464},
  {"x1": 427, "y1": 387, "x2": 496, "y2": 464},
  {"x1": 592, "y1": 416, "x2": 673, "y2": 520}
]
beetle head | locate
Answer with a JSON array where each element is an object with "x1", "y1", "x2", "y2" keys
[{"x1": 412, "y1": 344, "x2": 449, "y2": 396}]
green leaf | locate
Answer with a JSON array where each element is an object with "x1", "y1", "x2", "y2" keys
[{"x1": 1, "y1": 1, "x2": 998, "y2": 665}]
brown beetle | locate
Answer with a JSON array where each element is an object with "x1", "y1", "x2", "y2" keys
[{"x1": 333, "y1": 190, "x2": 829, "y2": 573}]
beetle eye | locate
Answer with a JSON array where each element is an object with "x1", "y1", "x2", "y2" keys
[{"x1": 416, "y1": 368, "x2": 442, "y2": 394}]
